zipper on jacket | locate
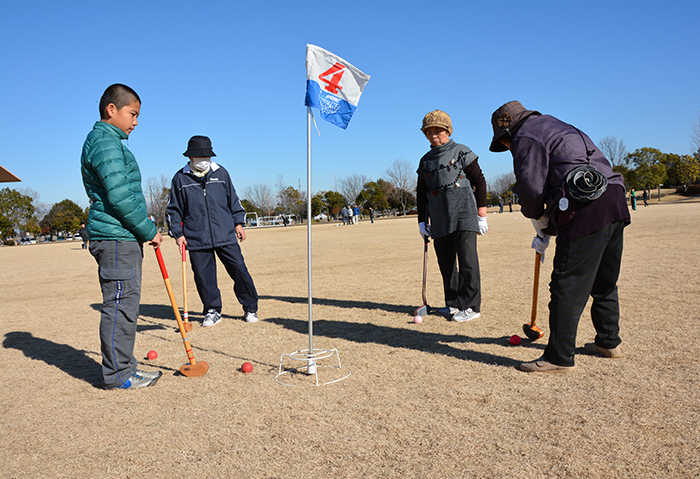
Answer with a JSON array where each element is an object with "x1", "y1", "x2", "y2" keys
[{"x1": 203, "y1": 182, "x2": 216, "y2": 247}]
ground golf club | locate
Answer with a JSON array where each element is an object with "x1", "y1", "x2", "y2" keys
[
  {"x1": 181, "y1": 243, "x2": 193, "y2": 332},
  {"x1": 413, "y1": 235, "x2": 430, "y2": 317},
  {"x1": 523, "y1": 251, "x2": 545, "y2": 341},
  {"x1": 155, "y1": 247, "x2": 209, "y2": 377}
]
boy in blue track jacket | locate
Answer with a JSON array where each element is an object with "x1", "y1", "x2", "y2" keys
[{"x1": 166, "y1": 136, "x2": 259, "y2": 327}]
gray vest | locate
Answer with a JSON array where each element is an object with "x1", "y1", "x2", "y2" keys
[{"x1": 418, "y1": 140, "x2": 479, "y2": 238}]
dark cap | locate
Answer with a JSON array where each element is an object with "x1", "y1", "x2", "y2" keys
[
  {"x1": 183, "y1": 135, "x2": 216, "y2": 157},
  {"x1": 489, "y1": 101, "x2": 540, "y2": 152}
]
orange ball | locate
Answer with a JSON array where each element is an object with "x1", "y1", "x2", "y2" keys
[
  {"x1": 241, "y1": 362, "x2": 253, "y2": 373},
  {"x1": 147, "y1": 350, "x2": 158, "y2": 360}
]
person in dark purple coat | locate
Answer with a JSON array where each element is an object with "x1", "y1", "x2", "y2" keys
[{"x1": 490, "y1": 101, "x2": 631, "y2": 373}]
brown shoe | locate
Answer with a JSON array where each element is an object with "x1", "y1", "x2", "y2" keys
[
  {"x1": 584, "y1": 342, "x2": 622, "y2": 358},
  {"x1": 519, "y1": 357, "x2": 576, "y2": 374}
]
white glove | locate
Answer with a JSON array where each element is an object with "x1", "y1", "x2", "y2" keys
[
  {"x1": 531, "y1": 234, "x2": 551, "y2": 262},
  {"x1": 531, "y1": 215, "x2": 549, "y2": 238},
  {"x1": 419, "y1": 222, "x2": 431, "y2": 238},
  {"x1": 477, "y1": 215, "x2": 488, "y2": 235}
]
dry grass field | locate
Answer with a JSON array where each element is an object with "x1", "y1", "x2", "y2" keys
[{"x1": 1, "y1": 198, "x2": 699, "y2": 478}]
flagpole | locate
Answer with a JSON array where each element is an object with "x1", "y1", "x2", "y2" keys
[{"x1": 306, "y1": 106, "x2": 315, "y2": 374}]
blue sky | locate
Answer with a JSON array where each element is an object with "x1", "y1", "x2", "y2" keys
[{"x1": 1, "y1": 1, "x2": 699, "y2": 207}]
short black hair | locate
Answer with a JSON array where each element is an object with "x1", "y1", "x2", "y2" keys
[{"x1": 99, "y1": 84, "x2": 141, "y2": 119}]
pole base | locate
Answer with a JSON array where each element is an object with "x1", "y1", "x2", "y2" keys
[{"x1": 275, "y1": 349, "x2": 350, "y2": 386}]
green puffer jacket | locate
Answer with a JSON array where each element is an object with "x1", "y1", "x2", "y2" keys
[{"x1": 81, "y1": 121, "x2": 157, "y2": 242}]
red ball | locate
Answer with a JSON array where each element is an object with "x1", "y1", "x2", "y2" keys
[
  {"x1": 241, "y1": 362, "x2": 253, "y2": 373},
  {"x1": 147, "y1": 350, "x2": 158, "y2": 360},
  {"x1": 509, "y1": 335, "x2": 522, "y2": 346}
]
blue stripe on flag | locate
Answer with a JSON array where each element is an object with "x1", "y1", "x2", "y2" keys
[{"x1": 305, "y1": 80, "x2": 357, "y2": 130}]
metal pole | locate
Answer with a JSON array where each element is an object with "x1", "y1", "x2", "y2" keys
[{"x1": 306, "y1": 107, "x2": 315, "y2": 373}]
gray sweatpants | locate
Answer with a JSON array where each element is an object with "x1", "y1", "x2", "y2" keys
[{"x1": 90, "y1": 240, "x2": 143, "y2": 389}]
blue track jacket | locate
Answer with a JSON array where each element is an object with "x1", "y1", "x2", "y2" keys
[{"x1": 166, "y1": 162, "x2": 246, "y2": 251}]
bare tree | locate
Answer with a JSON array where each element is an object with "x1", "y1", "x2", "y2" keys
[
  {"x1": 598, "y1": 136, "x2": 628, "y2": 167},
  {"x1": 18, "y1": 187, "x2": 48, "y2": 222},
  {"x1": 487, "y1": 172, "x2": 517, "y2": 202},
  {"x1": 145, "y1": 175, "x2": 170, "y2": 229},
  {"x1": 691, "y1": 111, "x2": 700, "y2": 155},
  {"x1": 338, "y1": 174, "x2": 369, "y2": 206},
  {"x1": 275, "y1": 175, "x2": 304, "y2": 218},
  {"x1": 243, "y1": 183, "x2": 276, "y2": 216},
  {"x1": 385, "y1": 158, "x2": 416, "y2": 214}
]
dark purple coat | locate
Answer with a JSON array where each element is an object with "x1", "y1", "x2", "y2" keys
[{"x1": 511, "y1": 115, "x2": 625, "y2": 220}]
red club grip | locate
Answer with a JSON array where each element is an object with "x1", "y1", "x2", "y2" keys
[{"x1": 155, "y1": 247, "x2": 169, "y2": 279}]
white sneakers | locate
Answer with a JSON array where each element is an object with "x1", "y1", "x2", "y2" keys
[
  {"x1": 452, "y1": 308, "x2": 481, "y2": 322},
  {"x1": 203, "y1": 309, "x2": 259, "y2": 326},
  {"x1": 438, "y1": 306, "x2": 481, "y2": 322},
  {"x1": 202, "y1": 309, "x2": 222, "y2": 327}
]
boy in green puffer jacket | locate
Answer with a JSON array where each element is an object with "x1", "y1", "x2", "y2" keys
[{"x1": 81, "y1": 84, "x2": 163, "y2": 390}]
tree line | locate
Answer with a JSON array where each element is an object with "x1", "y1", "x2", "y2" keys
[
  {"x1": 239, "y1": 159, "x2": 417, "y2": 221},
  {"x1": 0, "y1": 187, "x2": 88, "y2": 243},
  {"x1": 4, "y1": 118, "x2": 699, "y2": 242},
  {"x1": 0, "y1": 159, "x2": 418, "y2": 241}
]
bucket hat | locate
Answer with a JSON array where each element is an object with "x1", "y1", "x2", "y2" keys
[
  {"x1": 183, "y1": 135, "x2": 216, "y2": 157},
  {"x1": 489, "y1": 101, "x2": 540, "y2": 152}
]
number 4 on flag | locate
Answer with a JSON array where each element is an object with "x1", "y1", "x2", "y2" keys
[{"x1": 318, "y1": 62, "x2": 345, "y2": 94}]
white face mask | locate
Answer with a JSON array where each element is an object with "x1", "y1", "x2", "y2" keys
[{"x1": 190, "y1": 157, "x2": 211, "y2": 172}]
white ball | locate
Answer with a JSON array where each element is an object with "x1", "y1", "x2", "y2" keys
[{"x1": 414, "y1": 315, "x2": 423, "y2": 324}]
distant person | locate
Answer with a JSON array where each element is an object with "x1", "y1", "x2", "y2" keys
[
  {"x1": 353, "y1": 204, "x2": 360, "y2": 224},
  {"x1": 79, "y1": 223, "x2": 88, "y2": 249},
  {"x1": 341, "y1": 206, "x2": 349, "y2": 225},
  {"x1": 81, "y1": 84, "x2": 163, "y2": 390},
  {"x1": 166, "y1": 136, "x2": 259, "y2": 327},
  {"x1": 498, "y1": 198, "x2": 504, "y2": 213},
  {"x1": 630, "y1": 188, "x2": 637, "y2": 210},
  {"x1": 489, "y1": 100, "x2": 630, "y2": 373},
  {"x1": 643, "y1": 189, "x2": 649, "y2": 207},
  {"x1": 416, "y1": 110, "x2": 488, "y2": 322},
  {"x1": 369, "y1": 207, "x2": 374, "y2": 223},
  {"x1": 508, "y1": 199, "x2": 513, "y2": 213},
  {"x1": 347, "y1": 205, "x2": 354, "y2": 225}
]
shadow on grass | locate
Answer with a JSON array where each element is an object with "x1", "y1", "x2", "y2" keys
[
  {"x1": 266, "y1": 316, "x2": 544, "y2": 369},
  {"x1": 3, "y1": 331, "x2": 102, "y2": 387},
  {"x1": 259, "y1": 294, "x2": 412, "y2": 315}
]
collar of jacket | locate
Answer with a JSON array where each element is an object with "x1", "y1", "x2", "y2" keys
[{"x1": 94, "y1": 121, "x2": 128, "y2": 140}]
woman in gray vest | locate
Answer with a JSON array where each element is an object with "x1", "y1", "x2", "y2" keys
[{"x1": 416, "y1": 110, "x2": 489, "y2": 322}]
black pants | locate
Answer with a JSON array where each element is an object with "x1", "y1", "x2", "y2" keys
[
  {"x1": 544, "y1": 221, "x2": 625, "y2": 367},
  {"x1": 433, "y1": 231, "x2": 481, "y2": 312},
  {"x1": 189, "y1": 243, "x2": 258, "y2": 314}
]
